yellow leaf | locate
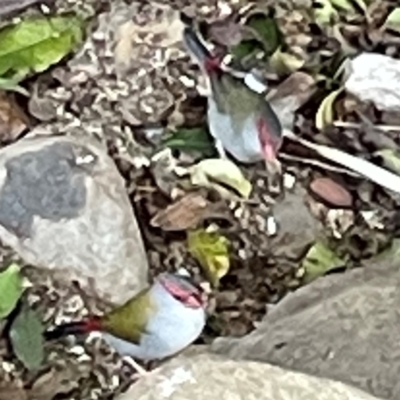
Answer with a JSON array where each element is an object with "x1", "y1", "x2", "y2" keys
[
  {"x1": 188, "y1": 229, "x2": 230, "y2": 287},
  {"x1": 269, "y1": 47, "x2": 305, "y2": 76},
  {"x1": 383, "y1": 8, "x2": 400, "y2": 35},
  {"x1": 313, "y1": 0, "x2": 338, "y2": 26},
  {"x1": 352, "y1": 0, "x2": 368, "y2": 14},
  {"x1": 189, "y1": 158, "x2": 252, "y2": 198},
  {"x1": 315, "y1": 88, "x2": 343, "y2": 130},
  {"x1": 374, "y1": 149, "x2": 400, "y2": 175},
  {"x1": 330, "y1": 0, "x2": 354, "y2": 12}
]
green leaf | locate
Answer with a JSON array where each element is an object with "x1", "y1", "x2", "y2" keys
[
  {"x1": 330, "y1": 0, "x2": 355, "y2": 12},
  {"x1": 381, "y1": 238, "x2": 400, "y2": 259},
  {"x1": 230, "y1": 40, "x2": 259, "y2": 62},
  {"x1": 9, "y1": 307, "x2": 44, "y2": 371},
  {"x1": 301, "y1": 241, "x2": 345, "y2": 283},
  {"x1": 163, "y1": 126, "x2": 216, "y2": 156},
  {"x1": 0, "y1": 77, "x2": 29, "y2": 96},
  {"x1": 245, "y1": 12, "x2": 282, "y2": 56},
  {"x1": 0, "y1": 263, "x2": 24, "y2": 320},
  {"x1": 375, "y1": 149, "x2": 400, "y2": 175},
  {"x1": 0, "y1": 14, "x2": 84, "y2": 81},
  {"x1": 383, "y1": 8, "x2": 400, "y2": 35},
  {"x1": 188, "y1": 229, "x2": 230, "y2": 287}
]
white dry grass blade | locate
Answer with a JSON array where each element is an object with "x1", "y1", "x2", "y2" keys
[
  {"x1": 334, "y1": 120, "x2": 400, "y2": 133},
  {"x1": 279, "y1": 153, "x2": 360, "y2": 177},
  {"x1": 283, "y1": 129, "x2": 400, "y2": 194}
]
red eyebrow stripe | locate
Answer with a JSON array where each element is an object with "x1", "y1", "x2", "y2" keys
[{"x1": 256, "y1": 118, "x2": 270, "y2": 146}]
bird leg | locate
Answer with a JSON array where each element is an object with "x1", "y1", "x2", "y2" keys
[
  {"x1": 214, "y1": 139, "x2": 227, "y2": 159},
  {"x1": 265, "y1": 158, "x2": 283, "y2": 195},
  {"x1": 123, "y1": 356, "x2": 149, "y2": 378}
]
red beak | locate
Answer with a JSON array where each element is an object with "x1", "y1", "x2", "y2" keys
[{"x1": 257, "y1": 118, "x2": 282, "y2": 164}]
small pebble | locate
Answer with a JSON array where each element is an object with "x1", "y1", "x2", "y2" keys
[
  {"x1": 283, "y1": 173, "x2": 296, "y2": 189},
  {"x1": 69, "y1": 345, "x2": 86, "y2": 356},
  {"x1": 309, "y1": 177, "x2": 353, "y2": 208},
  {"x1": 266, "y1": 216, "x2": 277, "y2": 236}
]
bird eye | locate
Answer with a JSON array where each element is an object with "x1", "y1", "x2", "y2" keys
[
  {"x1": 160, "y1": 275, "x2": 205, "y2": 308},
  {"x1": 173, "y1": 290, "x2": 203, "y2": 309}
]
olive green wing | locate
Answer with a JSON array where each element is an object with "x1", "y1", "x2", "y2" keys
[{"x1": 101, "y1": 287, "x2": 158, "y2": 344}]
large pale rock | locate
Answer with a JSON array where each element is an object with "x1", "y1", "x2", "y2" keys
[
  {"x1": 212, "y1": 251, "x2": 400, "y2": 399},
  {"x1": 345, "y1": 53, "x2": 400, "y2": 112},
  {"x1": 118, "y1": 353, "x2": 381, "y2": 400},
  {"x1": 0, "y1": 135, "x2": 148, "y2": 305}
]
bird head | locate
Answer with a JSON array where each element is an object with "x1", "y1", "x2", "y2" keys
[{"x1": 157, "y1": 273, "x2": 207, "y2": 309}]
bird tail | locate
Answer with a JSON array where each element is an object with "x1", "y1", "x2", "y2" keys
[
  {"x1": 182, "y1": 27, "x2": 221, "y2": 73},
  {"x1": 44, "y1": 317, "x2": 102, "y2": 341}
]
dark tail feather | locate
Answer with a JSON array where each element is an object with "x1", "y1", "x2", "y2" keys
[
  {"x1": 182, "y1": 26, "x2": 213, "y2": 67},
  {"x1": 44, "y1": 318, "x2": 102, "y2": 341}
]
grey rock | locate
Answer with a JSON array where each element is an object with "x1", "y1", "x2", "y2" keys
[
  {"x1": 212, "y1": 252, "x2": 400, "y2": 399},
  {"x1": 271, "y1": 186, "x2": 320, "y2": 260},
  {"x1": 0, "y1": 0, "x2": 49, "y2": 17},
  {"x1": 345, "y1": 53, "x2": 400, "y2": 112},
  {"x1": 0, "y1": 142, "x2": 87, "y2": 237},
  {"x1": 118, "y1": 353, "x2": 382, "y2": 400},
  {"x1": 0, "y1": 135, "x2": 148, "y2": 305}
]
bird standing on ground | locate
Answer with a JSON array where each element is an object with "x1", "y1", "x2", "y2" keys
[
  {"x1": 45, "y1": 272, "x2": 207, "y2": 373},
  {"x1": 182, "y1": 25, "x2": 283, "y2": 174}
]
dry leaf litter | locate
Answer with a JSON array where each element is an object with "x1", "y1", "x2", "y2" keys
[{"x1": 1, "y1": 0, "x2": 400, "y2": 399}]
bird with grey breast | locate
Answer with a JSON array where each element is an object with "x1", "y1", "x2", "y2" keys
[
  {"x1": 182, "y1": 24, "x2": 283, "y2": 177},
  {"x1": 44, "y1": 272, "x2": 208, "y2": 374}
]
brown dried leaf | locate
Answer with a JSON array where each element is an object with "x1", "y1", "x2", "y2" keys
[
  {"x1": 150, "y1": 192, "x2": 211, "y2": 231},
  {"x1": 208, "y1": 19, "x2": 244, "y2": 47},
  {"x1": 0, "y1": 379, "x2": 27, "y2": 400},
  {"x1": 28, "y1": 367, "x2": 79, "y2": 400},
  {"x1": 0, "y1": 91, "x2": 29, "y2": 143},
  {"x1": 267, "y1": 72, "x2": 316, "y2": 131},
  {"x1": 309, "y1": 177, "x2": 353, "y2": 208}
]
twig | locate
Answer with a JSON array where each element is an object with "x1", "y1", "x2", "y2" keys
[
  {"x1": 283, "y1": 129, "x2": 400, "y2": 194},
  {"x1": 279, "y1": 153, "x2": 360, "y2": 177},
  {"x1": 333, "y1": 120, "x2": 400, "y2": 133}
]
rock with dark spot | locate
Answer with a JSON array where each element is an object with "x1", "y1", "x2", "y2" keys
[
  {"x1": 0, "y1": 135, "x2": 148, "y2": 305},
  {"x1": 0, "y1": 143, "x2": 89, "y2": 237}
]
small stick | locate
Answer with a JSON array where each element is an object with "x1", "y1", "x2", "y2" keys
[
  {"x1": 333, "y1": 120, "x2": 400, "y2": 133},
  {"x1": 279, "y1": 153, "x2": 360, "y2": 177},
  {"x1": 283, "y1": 129, "x2": 400, "y2": 194},
  {"x1": 123, "y1": 356, "x2": 149, "y2": 377}
]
